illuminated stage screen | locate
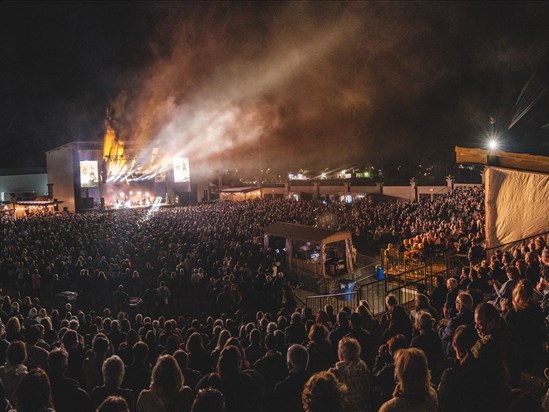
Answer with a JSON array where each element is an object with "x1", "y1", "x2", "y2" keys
[
  {"x1": 173, "y1": 157, "x2": 190, "y2": 183},
  {"x1": 80, "y1": 160, "x2": 99, "y2": 187}
]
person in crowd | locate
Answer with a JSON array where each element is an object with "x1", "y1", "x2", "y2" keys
[
  {"x1": 438, "y1": 292, "x2": 475, "y2": 357},
  {"x1": 123, "y1": 342, "x2": 152, "y2": 398},
  {"x1": 438, "y1": 324, "x2": 510, "y2": 412},
  {"x1": 328, "y1": 311, "x2": 351, "y2": 357},
  {"x1": 186, "y1": 332, "x2": 212, "y2": 376},
  {"x1": 113, "y1": 286, "x2": 129, "y2": 315},
  {"x1": 329, "y1": 337, "x2": 371, "y2": 412},
  {"x1": 285, "y1": 313, "x2": 307, "y2": 345},
  {"x1": 305, "y1": 324, "x2": 333, "y2": 374},
  {"x1": 503, "y1": 279, "x2": 545, "y2": 372},
  {"x1": 91, "y1": 355, "x2": 134, "y2": 411},
  {"x1": 346, "y1": 312, "x2": 374, "y2": 367},
  {"x1": 173, "y1": 350, "x2": 202, "y2": 392},
  {"x1": 524, "y1": 252, "x2": 541, "y2": 285},
  {"x1": 191, "y1": 388, "x2": 225, "y2": 412},
  {"x1": 355, "y1": 302, "x2": 382, "y2": 349},
  {"x1": 379, "y1": 348, "x2": 438, "y2": 412},
  {"x1": 136, "y1": 354, "x2": 194, "y2": 412},
  {"x1": 244, "y1": 329, "x2": 264, "y2": 366},
  {"x1": 381, "y1": 295, "x2": 413, "y2": 343},
  {"x1": 254, "y1": 333, "x2": 288, "y2": 395},
  {"x1": 273, "y1": 344, "x2": 310, "y2": 412},
  {"x1": 98, "y1": 396, "x2": 130, "y2": 412},
  {"x1": 83, "y1": 333, "x2": 111, "y2": 394},
  {"x1": 48, "y1": 347, "x2": 93, "y2": 412},
  {"x1": 196, "y1": 345, "x2": 257, "y2": 412},
  {"x1": 412, "y1": 293, "x2": 439, "y2": 323},
  {"x1": 411, "y1": 311, "x2": 443, "y2": 371},
  {"x1": 23, "y1": 324, "x2": 48, "y2": 370},
  {"x1": 372, "y1": 334, "x2": 409, "y2": 407},
  {"x1": 443, "y1": 278, "x2": 459, "y2": 319},
  {"x1": 11, "y1": 368, "x2": 55, "y2": 412},
  {"x1": 490, "y1": 266, "x2": 520, "y2": 309},
  {"x1": 430, "y1": 276, "x2": 447, "y2": 316},
  {"x1": 472, "y1": 302, "x2": 521, "y2": 388},
  {"x1": 301, "y1": 370, "x2": 347, "y2": 412},
  {"x1": 0, "y1": 341, "x2": 27, "y2": 404}
]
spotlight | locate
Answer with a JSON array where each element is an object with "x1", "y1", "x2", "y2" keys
[{"x1": 488, "y1": 140, "x2": 498, "y2": 150}]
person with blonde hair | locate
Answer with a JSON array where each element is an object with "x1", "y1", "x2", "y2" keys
[
  {"x1": 379, "y1": 348, "x2": 437, "y2": 412},
  {"x1": 91, "y1": 355, "x2": 134, "y2": 411},
  {"x1": 302, "y1": 370, "x2": 347, "y2": 412},
  {"x1": 329, "y1": 337, "x2": 371, "y2": 412},
  {"x1": 137, "y1": 354, "x2": 194, "y2": 412}
]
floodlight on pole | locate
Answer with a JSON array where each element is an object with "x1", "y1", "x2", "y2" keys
[{"x1": 488, "y1": 139, "x2": 498, "y2": 150}]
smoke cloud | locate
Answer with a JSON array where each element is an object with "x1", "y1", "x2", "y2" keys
[{"x1": 3, "y1": 2, "x2": 549, "y2": 170}]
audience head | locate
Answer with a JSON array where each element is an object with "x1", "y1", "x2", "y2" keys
[
  {"x1": 14, "y1": 368, "x2": 53, "y2": 411},
  {"x1": 102, "y1": 355, "x2": 125, "y2": 388},
  {"x1": 151, "y1": 354, "x2": 184, "y2": 394},
  {"x1": 414, "y1": 311, "x2": 434, "y2": 332},
  {"x1": 98, "y1": 396, "x2": 130, "y2": 412},
  {"x1": 387, "y1": 334, "x2": 409, "y2": 356},
  {"x1": 7, "y1": 341, "x2": 26, "y2": 366},
  {"x1": 452, "y1": 325, "x2": 479, "y2": 361},
  {"x1": 512, "y1": 279, "x2": 534, "y2": 311},
  {"x1": 385, "y1": 294, "x2": 398, "y2": 311},
  {"x1": 302, "y1": 371, "x2": 347, "y2": 412},
  {"x1": 287, "y1": 344, "x2": 309, "y2": 373},
  {"x1": 447, "y1": 278, "x2": 457, "y2": 290},
  {"x1": 393, "y1": 348, "x2": 431, "y2": 401},
  {"x1": 308, "y1": 324, "x2": 329, "y2": 345},
  {"x1": 192, "y1": 388, "x2": 225, "y2": 412},
  {"x1": 337, "y1": 337, "x2": 361, "y2": 362},
  {"x1": 474, "y1": 302, "x2": 501, "y2": 338},
  {"x1": 48, "y1": 347, "x2": 68, "y2": 376},
  {"x1": 456, "y1": 292, "x2": 473, "y2": 312},
  {"x1": 217, "y1": 345, "x2": 242, "y2": 379}
]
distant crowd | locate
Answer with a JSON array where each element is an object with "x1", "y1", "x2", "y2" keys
[{"x1": 0, "y1": 188, "x2": 547, "y2": 411}]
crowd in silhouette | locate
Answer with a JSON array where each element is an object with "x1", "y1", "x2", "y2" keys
[{"x1": 0, "y1": 187, "x2": 547, "y2": 411}]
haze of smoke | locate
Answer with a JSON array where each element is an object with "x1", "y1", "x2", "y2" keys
[{"x1": 109, "y1": 2, "x2": 549, "y2": 174}]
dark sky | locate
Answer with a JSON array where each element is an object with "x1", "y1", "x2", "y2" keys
[{"x1": 2, "y1": 2, "x2": 549, "y2": 174}]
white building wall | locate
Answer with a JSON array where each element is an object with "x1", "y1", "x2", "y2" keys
[
  {"x1": 382, "y1": 186, "x2": 414, "y2": 201},
  {"x1": 46, "y1": 145, "x2": 76, "y2": 212}
]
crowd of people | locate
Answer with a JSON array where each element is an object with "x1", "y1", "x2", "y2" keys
[{"x1": 0, "y1": 187, "x2": 546, "y2": 411}]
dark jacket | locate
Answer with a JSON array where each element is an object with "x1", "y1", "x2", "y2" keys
[
  {"x1": 50, "y1": 374, "x2": 93, "y2": 412},
  {"x1": 439, "y1": 310, "x2": 475, "y2": 357},
  {"x1": 438, "y1": 353, "x2": 511, "y2": 412},
  {"x1": 273, "y1": 371, "x2": 311, "y2": 412}
]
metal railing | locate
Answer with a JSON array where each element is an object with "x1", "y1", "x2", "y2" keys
[
  {"x1": 306, "y1": 291, "x2": 359, "y2": 314},
  {"x1": 307, "y1": 255, "x2": 462, "y2": 318},
  {"x1": 305, "y1": 231, "x2": 548, "y2": 319},
  {"x1": 358, "y1": 277, "x2": 387, "y2": 316}
]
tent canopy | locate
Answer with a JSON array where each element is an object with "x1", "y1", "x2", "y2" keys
[{"x1": 264, "y1": 222, "x2": 351, "y2": 244}]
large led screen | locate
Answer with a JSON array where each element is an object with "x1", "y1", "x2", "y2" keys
[
  {"x1": 80, "y1": 160, "x2": 99, "y2": 187},
  {"x1": 173, "y1": 157, "x2": 190, "y2": 183}
]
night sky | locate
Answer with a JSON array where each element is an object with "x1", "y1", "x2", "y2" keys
[{"x1": 2, "y1": 2, "x2": 549, "y2": 174}]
